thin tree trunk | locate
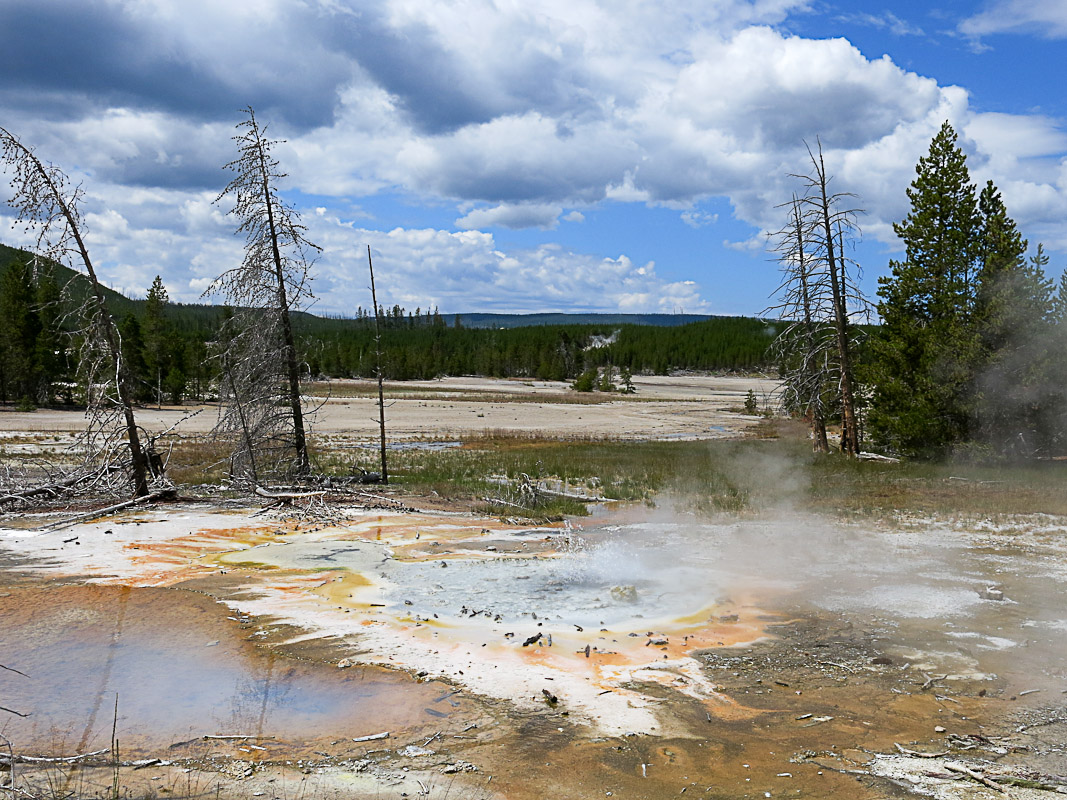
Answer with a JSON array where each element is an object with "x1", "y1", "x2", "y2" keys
[
  {"x1": 812, "y1": 146, "x2": 860, "y2": 457},
  {"x1": 367, "y1": 245, "x2": 388, "y2": 484},
  {"x1": 256, "y1": 142, "x2": 309, "y2": 475},
  {"x1": 790, "y1": 197, "x2": 830, "y2": 454},
  {"x1": 36, "y1": 154, "x2": 149, "y2": 493}
]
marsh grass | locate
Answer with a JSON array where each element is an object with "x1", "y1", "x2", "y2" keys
[
  {"x1": 807, "y1": 453, "x2": 1067, "y2": 518},
  {"x1": 366, "y1": 431, "x2": 1067, "y2": 520},
  {"x1": 6, "y1": 415, "x2": 1062, "y2": 522},
  {"x1": 162, "y1": 436, "x2": 233, "y2": 486}
]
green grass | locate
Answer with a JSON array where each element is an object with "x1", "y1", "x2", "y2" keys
[
  {"x1": 316, "y1": 429, "x2": 1067, "y2": 521},
  {"x1": 7, "y1": 415, "x2": 1065, "y2": 523}
]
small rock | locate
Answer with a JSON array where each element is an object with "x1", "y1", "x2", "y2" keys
[
  {"x1": 934, "y1": 725, "x2": 946, "y2": 733},
  {"x1": 337, "y1": 658, "x2": 354, "y2": 669},
  {"x1": 980, "y1": 587, "x2": 1005, "y2": 601},
  {"x1": 398, "y1": 745, "x2": 435, "y2": 757}
]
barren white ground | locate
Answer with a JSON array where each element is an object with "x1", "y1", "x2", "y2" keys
[{"x1": 0, "y1": 375, "x2": 778, "y2": 442}]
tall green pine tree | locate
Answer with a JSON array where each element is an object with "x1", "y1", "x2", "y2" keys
[{"x1": 869, "y1": 122, "x2": 981, "y2": 457}]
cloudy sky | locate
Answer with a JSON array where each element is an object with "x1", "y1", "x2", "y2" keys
[{"x1": 1, "y1": 0, "x2": 1065, "y2": 316}]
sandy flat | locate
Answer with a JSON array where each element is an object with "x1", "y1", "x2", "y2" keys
[{"x1": 0, "y1": 374, "x2": 778, "y2": 442}]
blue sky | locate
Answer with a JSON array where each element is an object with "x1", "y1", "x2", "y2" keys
[{"x1": 1, "y1": 0, "x2": 1065, "y2": 317}]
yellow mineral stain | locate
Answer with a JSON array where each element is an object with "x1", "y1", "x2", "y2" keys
[{"x1": 311, "y1": 570, "x2": 374, "y2": 605}]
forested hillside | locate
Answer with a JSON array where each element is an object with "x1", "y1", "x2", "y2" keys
[
  {"x1": 0, "y1": 243, "x2": 777, "y2": 405},
  {"x1": 301, "y1": 312, "x2": 777, "y2": 379}
]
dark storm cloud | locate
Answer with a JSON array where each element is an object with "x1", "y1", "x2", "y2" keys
[
  {"x1": 0, "y1": 0, "x2": 350, "y2": 130},
  {"x1": 0, "y1": 0, "x2": 599, "y2": 142}
]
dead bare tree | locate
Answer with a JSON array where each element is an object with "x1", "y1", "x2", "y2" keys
[
  {"x1": 766, "y1": 193, "x2": 832, "y2": 453},
  {"x1": 793, "y1": 140, "x2": 869, "y2": 456},
  {"x1": 0, "y1": 127, "x2": 150, "y2": 496},
  {"x1": 367, "y1": 245, "x2": 389, "y2": 484},
  {"x1": 208, "y1": 107, "x2": 320, "y2": 483}
]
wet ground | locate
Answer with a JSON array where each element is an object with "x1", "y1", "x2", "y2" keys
[{"x1": 1, "y1": 501, "x2": 1066, "y2": 798}]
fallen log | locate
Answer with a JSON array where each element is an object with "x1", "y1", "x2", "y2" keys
[
  {"x1": 34, "y1": 488, "x2": 177, "y2": 531},
  {"x1": 482, "y1": 496, "x2": 527, "y2": 510},
  {"x1": 533, "y1": 486, "x2": 615, "y2": 502},
  {"x1": 254, "y1": 487, "x2": 327, "y2": 501},
  {"x1": 1016, "y1": 716, "x2": 1067, "y2": 733},
  {"x1": 894, "y1": 743, "x2": 949, "y2": 758},
  {"x1": 0, "y1": 472, "x2": 93, "y2": 507},
  {"x1": 945, "y1": 763, "x2": 1005, "y2": 793},
  {"x1": 993, "y1": 775, "x2": 1067, "y2": 791},
  {"x1": 0, "y1": 748, "x2": 109, "y2": 765},
  {"x1": 352, "y1": 732, "x2": 390, "y2": 743}
]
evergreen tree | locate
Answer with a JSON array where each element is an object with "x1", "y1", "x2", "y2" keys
[
  {"x1": 164, "y1": 336, "x2": 187, "y2": 404},
  {"x1": 1050, "y1": 262, "x2": 1067, "y2": 323},
  {"x1": 971, "y1": 187, "x2": 1054, "y2": 455},
  {"x1": 143, "y1": 275, "x2": 170, "y2": 406},
  {"x1": 33, "y1": 267, "x2": 66, "y2": 403},
  {"x1": 0, "y1": 259, "x2": 42, "y2": 404},
  {"x1": 118, "y1": 312, "x2": 150, "y2": 402},
  {"x1": 868, "y1": 122, "x2": 981, "y2": 457}
]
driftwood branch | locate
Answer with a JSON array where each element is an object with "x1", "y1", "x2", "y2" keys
[
  {"x1": 351, "y1": 731, "x2": 390, "y2": 743},
  {"x1": 533, "y1": 486, "x2": 614, "y2": 502},
  {"x1": 0, "y1": 473, "x2": 86, "y2": 507},
  {"x1": 893, "y1": 743, "x2": 948, "y2": 758},
  {"x1": 945, "y1": 763, "x2": 1005, "y2": 793},
  {"x1": 33, "y1": 488, "x2": 176, "y2": 531},
  {"x1": 0, "y1": 748, "x2": 109, "y2": 765},
  {"x1": 482, "y1": 496, "x2": 526, "y2": 510},
  {"x1": 254, "y1": 486, "x2": 327, "y2": 501}
]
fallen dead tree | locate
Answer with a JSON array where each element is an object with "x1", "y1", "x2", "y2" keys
[
  {"x1": 29, "y1": 487, "x2": 178, "y2": 531},
  {"x1": 485, "y1": 473, "x2": 616, "y2": 506},
  {"x1": 0, "y1": 472, "x2": 87, "y2": 506},
  {"x1": 253, "y1": 486, "x2": 327, "y2": 502},
  {"x1": 0, "y1": 457, "x2": 168, "y2": 513},
  {"x1": 0, "y1": 748, "x2": 109, "y2": 765}
]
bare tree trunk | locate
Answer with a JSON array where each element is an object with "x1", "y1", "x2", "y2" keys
[
  {"x1": 789, "y1": 197, "x2": 830, "y2": 454},
  {"x1": 367, "y1": 246, "x2": 389, "y2": 484},
  {"x1": 209, "y1": 108, "x2": 319, "y2": 484},
  {"x1": 257, "y1": 141, "x2": 309, "y2": 475},
  {"x1": 810, "y1": 144, "x2": 860, "y2": 457},
  {"x1": 0, "y1": 127, "x2": 149, "y2": 495}
]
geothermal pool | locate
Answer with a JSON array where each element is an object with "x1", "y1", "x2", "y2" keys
[{"x1": 2, "y1": 501, "x2": 1066, "y2": 795}]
